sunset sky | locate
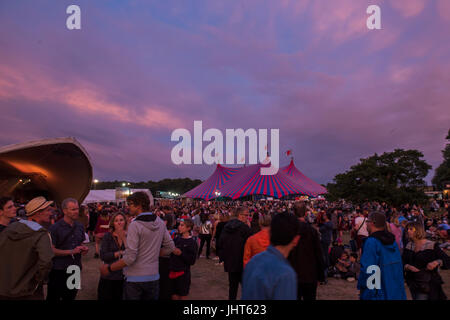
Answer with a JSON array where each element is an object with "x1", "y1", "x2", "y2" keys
[{"x1": 1, "y1": 0, "x2": 449, "y2": 184}]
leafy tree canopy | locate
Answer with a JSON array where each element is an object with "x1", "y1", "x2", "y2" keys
[
  {"x1": 326, "y1": 149, "x2": 432, "y2": 206},
  {"x1": 432, "y1": 129, "x2": 450, "y2": 190}
]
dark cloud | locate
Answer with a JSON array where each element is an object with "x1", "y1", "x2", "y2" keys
[{"x1": 0, "y1": 0, "x2": 449, "y2": 185}]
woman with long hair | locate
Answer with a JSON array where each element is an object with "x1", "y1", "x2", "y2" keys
[
  {"x1": 98, "y1": 212, "x2": 128, "y2": 300},
  {"x1": 402, "y1": 221, "x2": 450, "y2": 300}
]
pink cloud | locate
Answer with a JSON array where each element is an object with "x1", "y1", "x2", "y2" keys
[
  {"x1": 390, "y1": 0, "x2": 427, "y2": 18},
  {"x1": 437, "y1": 0, "x2": 450, "y2": 22},
  {"x1": 304, "y1": 0, "x2": 370, "y2": 45},
  {"x1": 0, "y1": 65, "x2": 184, "y2": 130}
]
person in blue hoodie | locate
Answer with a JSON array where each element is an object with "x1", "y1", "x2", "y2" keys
[{"x1": 357, "y1": 211, "x2": 406, "y2": 300}]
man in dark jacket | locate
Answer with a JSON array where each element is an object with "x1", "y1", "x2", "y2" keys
[
  {"x1": 288, "y1": 203, "x2": 324, "y2": 300},
  {"x1": 218, "y1": 206, "x2": 252, "y2": 300},
  {"x1": 319, "y1": 211, "x2": 333, "y2": 283},
  {"x1": 0, "y1": 196, "x2": 54, "y2": 300}
]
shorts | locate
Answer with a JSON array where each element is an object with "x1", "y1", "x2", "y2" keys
[{"x1": 169, "y1": 270, "x2": 191, "y2": 297}]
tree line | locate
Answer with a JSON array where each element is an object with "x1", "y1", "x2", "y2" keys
[{"x1": 326, "y1": 129, "x2": 450, "y2": 206}]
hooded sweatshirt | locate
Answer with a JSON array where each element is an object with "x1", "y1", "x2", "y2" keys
[
  {"x1": 0, "y1": 220, "x2": 54, "y2": 297},
  {"x1": 218, "y1": 218, "x2": 252, "y2": 273},
  {"x1": 243, "y1": 228, "x2": 270, "y2": 267},
  {"x1": 122, "y1": 213, "x2": 175, "y2": 282},
  {"x1": 357, "y1": 230, "x2": 406, "y2": 300}
]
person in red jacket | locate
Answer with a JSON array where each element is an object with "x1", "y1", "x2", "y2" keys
[{"x1": 243, "y1": 214, "x2": 271, "y2": 267}]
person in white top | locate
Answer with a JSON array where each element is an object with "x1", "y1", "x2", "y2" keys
[{"x1": 353, "y1": 212, "x2": 369, "y2": 253}]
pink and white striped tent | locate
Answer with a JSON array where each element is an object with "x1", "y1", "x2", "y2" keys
[
  {"x1": 182, "y1": 164, "x2": 240, "y2": 200},
  {"x1": 280, "y1": 159, "x2": 327, "y2": 195},
  {"x1": 183, "y1": 159, "x2": 326, "y2": 200}
]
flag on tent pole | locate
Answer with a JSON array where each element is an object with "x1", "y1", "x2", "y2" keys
[{"x1": 286, "y1": 149, "x2": 292, "y2": 157}]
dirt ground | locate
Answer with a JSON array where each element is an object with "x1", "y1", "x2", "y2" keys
[{"x1": 75, "y1": 235, "x2": 450, "y2": 300}]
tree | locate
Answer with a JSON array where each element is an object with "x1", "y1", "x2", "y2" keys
[
  {"x1": 432, "y1": 129, "x2": 450, "y2": 190},
  {"x1": 326, "y1": 149, "x2": 432, "y2": 206}
]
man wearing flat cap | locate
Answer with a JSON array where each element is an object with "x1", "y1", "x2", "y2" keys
[{"x1": 0, "y1": 196, "x2": 54, "y2": 300}]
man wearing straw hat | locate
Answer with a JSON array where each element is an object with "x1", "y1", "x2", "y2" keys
[{"x1": 0, "y1": 196, "x2": 54, "y2": 300}]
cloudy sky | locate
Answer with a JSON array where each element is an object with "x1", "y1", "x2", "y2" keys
[{"x1": 1, "y1": 0, "x2": 449, "y2": 184}]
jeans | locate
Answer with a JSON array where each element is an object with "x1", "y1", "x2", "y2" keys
[
  {"x1": 46, "y1": 269, "x2": 78, "y2": 301},
  {"x1": 123, "y1": 280, "x2": 159, "y2": 300},
  {"x1": 97, "y1": 278, "x2": 124, "y2": 300},
  {"x1": 158, "y1": 257, "x2": 171, "y2": 300},
  {"x1": 198, "y1": 234, "x2": 212, "y2": 258},
  {"x1": 321, "y1": 242, "x2": 330, "y2": 280}
]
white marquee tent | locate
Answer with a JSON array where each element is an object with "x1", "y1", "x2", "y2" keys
[{"x1": 82, "y1": 189, "x2": 154, "y2": 206}]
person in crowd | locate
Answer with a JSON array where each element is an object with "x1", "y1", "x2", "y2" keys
[
  {"x1": 249, "y1": 210, "x2": 261, "y2": 235},
  {"x1": 192, "y1": 209, "x2": 201, "y2": 246},
  {"x1": 410, "y1": 209, "x2": 425, "y2": 227},
  {"x1": 329, "y1": 239, "x2": 345, "y2": 272},
  {"x1": 218, "y1": 206, "x2": 252, "y2": 300},
  {"x1": 243, "y1": 214, "x2": 271, "y2": 267},
  {"x1": 87, "y1": 204, "x2": 99, "y2": 241},
  {"x1": 288, "y1": 202, "x2": 324, "y2": 300},
  {"x1": 99, "y1": 192, "x2": 175, "y2": 300},
  {"x1": 97, "y1": 212, "x2": 128, "y2": 300},
  {"x1": 399, "y1": 217, "x2": 409, "y2": 249},
  {"x1": 77, "y1": 205, "x2": 90, "y2": 244},
  {"x1": 318, "y1": 211, "x2": 333, "y2": 284},
  {"x1": 437, "y1": 225, "x2": 449, "y2": 250},
  {"x1": 77, "y1": 205, "x2": 90, "y2": 230},
  {"x1": 159, "y1": 215, "x2": 173, "y2": 300},
  {"x1": 0, "y1": 197, "x2": 17, "y2": 232},
  {"x1": 330, "y1": 209, "x2": 341, "y2": 242},
  {"x1": 0, "y1": 196, "x2": 54, "y2": 300},
  {"x1": 198, "y1": 212, "x2": 213, "y2": 259},
  {"x1": 348, "y1": 253, "x2": 360, "y2": 281},
  {"x1": 335, "y1": 251, "x2": 358, "y2": 281},
  {"x1": 169, "y1": 218, "x2": 198, "y2": 300},
  {"x1": 387, "y1": 215, "x2": 403, "y2": 253},
  {"x1": 47, "y1": 198, "x2": 89, "y2": 301},
  {"x1": 337, "y1": 209, "x2": 345, "y2": 239},
  {"x1": 353, "y1": 210, "x2": 369, "y2": 255},
  {"x1": 94, "y1": 208, "x2": 111, "y2": 258},
  {"x1": 212, "y1": 212, "x2": 229, "y2": 265},
  {"x1": 402, "y1": 221, "x2": 450, "y2": 300},
  {"x1": 242, "y1": 212, "x2": 300, "y2": 300},
  {"x1": 357, "y1": 211, "x2": 406, "y2": 300}
]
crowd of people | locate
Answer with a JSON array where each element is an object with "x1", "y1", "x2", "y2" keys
[{"x1": 0, "y1": 194, "x2": 449, "y2": 300}]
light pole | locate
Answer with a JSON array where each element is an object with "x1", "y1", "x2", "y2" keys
[{"x1": 93, "y1": 179, "x2": 99, "y2": 190}]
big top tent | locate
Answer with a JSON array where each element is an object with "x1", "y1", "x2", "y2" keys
[
  {"x1": 183, "y1": 159, "x2": 325, "y2": 200},
  {"x1": 182, "y1": 164, "x2": 240, "y2": 200},
  {"x1": 281, "y1": 159, "x2": 327, "y2": 195}
]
